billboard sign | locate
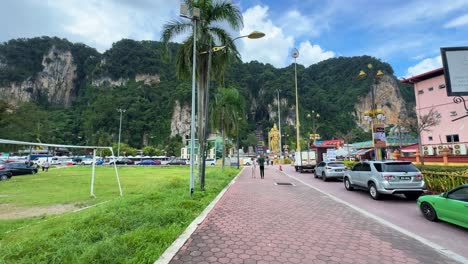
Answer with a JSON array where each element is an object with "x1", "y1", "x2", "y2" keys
[
  {"x1": 373, "y1": 124, "x2": 386, "y2": 148},
  {"x1": 441, "y1": 46, "x2": 468, "y2": 96}
]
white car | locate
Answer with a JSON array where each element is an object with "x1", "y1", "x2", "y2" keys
[{"x1": 81, "y1": 159, "x2": 94, "y2": 165}]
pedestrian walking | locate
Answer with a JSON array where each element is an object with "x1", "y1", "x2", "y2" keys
[
  {"x1": 258, "y1": 154, "x2": 265, "y2": 179},
  {"x1": 250, "y1": 157, "x2": 256, "y2": 178},
  {"x1": 44, "y1": 161, "x2": 50, "y2": 172}
]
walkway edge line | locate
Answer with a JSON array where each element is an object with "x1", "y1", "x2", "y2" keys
[
  {"x1": 283, "y1": 171, "x2": 468, "y2": 264},
  {"x1": 154, "y1": 168, "x2": 244, "y2": 264}
]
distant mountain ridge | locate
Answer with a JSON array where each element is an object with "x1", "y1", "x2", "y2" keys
[{"x1": 0, "y1": 37, "x2": 415, "y2": 150}]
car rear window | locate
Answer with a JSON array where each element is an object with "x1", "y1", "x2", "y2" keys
[
  {"x1": 382, "y1": 162, "x2": 419, "y2": 172},
  {"x1": 328, "y1": 162, "x2": 345, "y2": 167}
]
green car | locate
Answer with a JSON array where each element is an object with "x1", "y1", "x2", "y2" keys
[{"x1": 417, "y1": 184, "x2": 468, "y2": 229}]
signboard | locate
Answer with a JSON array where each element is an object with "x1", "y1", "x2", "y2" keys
[
  {"x1": 326, "y1": 148, "x2": 336, "y2": 161},
  {"x1": 441, "y1": 47, "x2": 468, "y2": 96},
  {"x1": 373, "y1": 124, "x2": 386, "y2": 148}
]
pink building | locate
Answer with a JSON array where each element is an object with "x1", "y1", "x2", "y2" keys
[{"x1": 402, "y1": 68, "x2": 468, "y2": 156}]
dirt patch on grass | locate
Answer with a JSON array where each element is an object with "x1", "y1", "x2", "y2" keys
[{"x1": 0, "y1": 203, "x2": 78, "y2": 219}]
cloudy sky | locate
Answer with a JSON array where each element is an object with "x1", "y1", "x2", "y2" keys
[{"x1": 2, "y1": 0, "x2": 468, "y2": 78}]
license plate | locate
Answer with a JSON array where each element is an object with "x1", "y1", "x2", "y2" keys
[
  {"x1": 400, "y1": 176, "x2": 411, "y2": 180},
  {"x1": 335, "y1": 170, "x2": 342, "y2": 172}
]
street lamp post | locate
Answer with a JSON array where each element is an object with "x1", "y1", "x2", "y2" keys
[
  {"x1": 292, "y1": 48, "x2": 301, "y2": 165},
  {"x1": 237, "y1": 117, "x2": 242, "y2": 169},
  {"x1": 180, "y1": 3, "x2": 200, "y2": 195},
  {"x1": 198, "y1": 30, "x2": 265, "y2": 186},
  {"x1": 359, "y1": 64, "x2": 385, "y2": 160},
  {"x1": 117, "y1": 108, "x2": 126, "y2": 157},
  {"x1": 276, "y1": 89, "x2": 282, "y2": 159}
]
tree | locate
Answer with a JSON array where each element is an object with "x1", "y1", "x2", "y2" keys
[
  {"x1": 143, "y1": 146, "x2": 158, "y2": 156},
  {"x1": 210, "y1": 87, "x2": 244, "y2": 171},
  {"x1": 162, "y1": 0, "x2": 243, "y2": 189},
  {"x1": 403, "y1": 108, "x2": 441, "y2": 165},
  {"x1": 335, "y1": 130, "x2": 356, "y2": 157}
]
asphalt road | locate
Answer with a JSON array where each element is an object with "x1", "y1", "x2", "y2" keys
[{"x1": 282, "y1": 165, "x2": 468, "y2": 261}]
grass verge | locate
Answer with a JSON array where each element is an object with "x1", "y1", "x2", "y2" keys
[{"x1": 0, "y1": 166, "x2": 238, "y2": 263}]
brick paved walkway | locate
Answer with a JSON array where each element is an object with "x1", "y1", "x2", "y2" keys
[{"x1": 169, "y1": 166, "x2": 459, "y2": 264}]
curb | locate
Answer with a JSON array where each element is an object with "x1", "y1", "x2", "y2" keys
[
  {"x1": 281, "y1": 169, "x2": 468, "y2": 264},
  {"x1": 154, "y1": 168, "x2": 245, "y2": 264}
]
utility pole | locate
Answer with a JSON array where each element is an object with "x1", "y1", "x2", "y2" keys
[{"x1": 117, "y1": 108, "x2": 126, "y2": 157}]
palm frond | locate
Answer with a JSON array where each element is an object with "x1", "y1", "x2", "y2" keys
[
  {"x1": 210, "y1": 1, "x2": 244, "y2": 30},
  {"x1": 161, "y1": 19, "x2": 192, "y2": 44}
]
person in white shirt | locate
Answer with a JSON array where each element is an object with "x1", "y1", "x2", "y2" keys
[{"x1": 250, "y1": 157, "x2": 256, "y2": 178}]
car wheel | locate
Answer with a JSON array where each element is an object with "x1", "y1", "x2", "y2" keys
[
  {"x1": 344, "y1": 177, "x2": 354, "y2": 191},
  {"x1": 299, "y1": 168, "x2": 303, "y2": 173},
  {"x1": 368, "y1": 183, "x2": 381, "y2": 200},
  {"x1": 420, "y1": 202, "x2": 438, "y2": 221},
  {"x1": 0, "y1": 175, "x2": 8, "y2": 181},
  {"x1": 314, "y1": 171, "x2": 318, "y2": 178},
  {"x1": 211, "y1": 163, "x2": 215, "y2": 166},
  {"x1": 405, "y1": 193, "x2": 421, "y2": 200},
  {"x1": 322, "y1": 172, "x2": 328, "y2": 182}
]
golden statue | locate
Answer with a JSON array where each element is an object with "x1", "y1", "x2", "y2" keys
[{"x1": 269, "y1": 124, "x2": 279, "y2": 153}]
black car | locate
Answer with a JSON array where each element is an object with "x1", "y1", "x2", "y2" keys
[
  {"x1": 167, "y1": 158, "x2": 187, "y2": 165},
  {"x1": 109, "y1": 158, "x2": 135, "y2": 165},
  {"x1": 5, "y1": 162, "x2": 38, "y2": 176},
  {"x1": 0, "y1": 166, "x2": 12, "y2": 181}
]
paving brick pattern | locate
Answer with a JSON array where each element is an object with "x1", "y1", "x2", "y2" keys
[{"x1": 169, "y1": 167, "x2": 458, "y2": 264}]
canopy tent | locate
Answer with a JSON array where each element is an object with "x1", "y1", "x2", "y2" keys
[
  {"x1": 354, "y1": 148, "x2": 373, "y2": 156},
  {"x1": 400, "y1": 143, "x2": 419, "y2": 153},
  {"x1": 0, "y1": 139, "x2": 122, "y2": 197}
]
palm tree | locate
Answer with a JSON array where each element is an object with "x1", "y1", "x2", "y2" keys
[
  {"x1": 162, "y1": 0, "x2": 243, "y2": 189},
  {"x1": 210, "y1": 87, "x2": 244, "y2": 171}
]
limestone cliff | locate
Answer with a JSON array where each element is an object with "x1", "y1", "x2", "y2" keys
[
  {"x1": 353, "y1": 75, "x2": 410, "y2": 131},
  {"x1": 170, "y1": 100, "x2": 191, "y2": 138},
  {"x1": 0, "y1": 46, "x2": 77, "y2": 106}
]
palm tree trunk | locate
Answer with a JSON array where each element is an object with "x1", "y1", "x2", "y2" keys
[{"x1": 221, "y1": 112, "x2": 225, "y2": 172}]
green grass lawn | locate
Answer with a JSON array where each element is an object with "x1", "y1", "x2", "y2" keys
[{"x1": 0, "y1": 166, "x2": 239, "y2": 263}]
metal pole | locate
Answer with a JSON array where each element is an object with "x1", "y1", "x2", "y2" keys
[
  {"x1": 237, "y1": 122, "x2": 240, "y2": 169},
  {"x1": 294, "y1": 56, "x2": 301, "y2": 165},
  {"x1": 277, "y1": 90, "x2": 282, "y2": 159},
  {"x1": 117, "y1": 109, "x2": 125, "y2": 157},
  {"x1": 189, "y1": 18, "x2": 197, "y2": 195},
  {"x1": 90, "y1": 148, "x2": 96, "y2": 198}
]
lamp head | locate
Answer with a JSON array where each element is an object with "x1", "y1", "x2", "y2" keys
[
  {"x1": 376, "y1": 70, "x2": 384, "y2": 77},
  {"x1": 358, "y1": 70, "x2": 366, "y2": 78},
  {"x1": 247, "y1": 31, "x2": 265, "y2": 39}
]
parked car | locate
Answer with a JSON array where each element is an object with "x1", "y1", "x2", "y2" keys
[
  {"x1": 195, "y1": 158, "x2": 216, "y2": 166},
  {"x1": 418, "y1": 184, "x2": 468, "y2": 228},
  {"x1": 81, "y1": 159, "x2": 104, "y2": 165},
  {"x1": 343, "y1": 161, "x2": 426, "y2": 200},
  {"x1": 314, "y1": 161, "x2": 347, "y2": 181},
  {"x1": 5, "y1": 162, "x2": 38, "y2": 176},
  {"x1": 0, "y1": 166, "x2": 13, "y2": 181},
  {"x1": 167, "y1": 158, "x2": 187, "y2": 165},
  {"x1": 109, "y1": 158, "x2": 135, "y2": 165},
  {"x1": 137, "y1": 160, "x2": 160, "y2": 166}
]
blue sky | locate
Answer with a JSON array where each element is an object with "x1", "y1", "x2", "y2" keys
[{"x1": 1, "y1": 0, "x2": 468, "y2": 77}]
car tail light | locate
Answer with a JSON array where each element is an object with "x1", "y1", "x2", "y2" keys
[
  {"x1": 383, "y1": 175, "x2": 395, "y2": 180},
  {"x1": 325, "y1": 166, "x2": 332, "y2": 170},
  {"x1": 416, "y1": 174, "x2": 424, "y2": 180},
  {"x1": 0, "y1": 165, "x2": 5, "y2": 170}
]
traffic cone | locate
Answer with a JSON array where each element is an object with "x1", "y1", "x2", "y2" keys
[{"x1": 279, "y1": 165, "x2": 283, "y2": 171}]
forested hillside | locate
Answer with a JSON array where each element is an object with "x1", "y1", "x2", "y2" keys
[{"x1": 0, "y1": 37, "x2": 415, "y2": 153}]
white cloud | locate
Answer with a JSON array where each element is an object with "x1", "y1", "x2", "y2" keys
[
  {"x1": 406, "y1": 56, "x2": 442, "y2": 77},
  {"x1": 238, "y1": 5, "x2": 335, "y2": 68},
  {"x1": 444, "y1": 14, "x2": 468, "y2": 28},
  {"x1": 297, "y1": 41, "x2": 335, "y2": 67},
  {"x1": 46, "y1": 0, "x2": 178, "y2": 51},
  {"x1": 278, "y1": 10, "x2": 320, "y2": 37},
  {"x1": 238, "y1": 5, "x2": 294, "y2": 67}
]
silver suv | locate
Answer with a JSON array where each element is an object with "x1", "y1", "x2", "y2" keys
[{"x1": 343, "y1": 161, "x2": 426, "y2": 200}]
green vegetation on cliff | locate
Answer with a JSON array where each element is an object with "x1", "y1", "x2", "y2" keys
[{"x1": 0, "y1": 37, "x2": 415, "y2": 151}]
